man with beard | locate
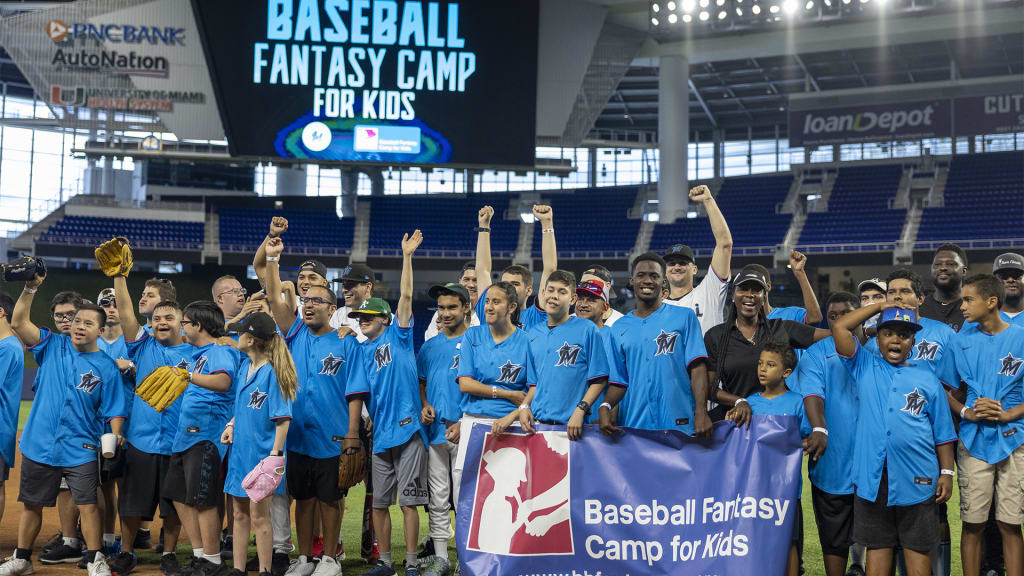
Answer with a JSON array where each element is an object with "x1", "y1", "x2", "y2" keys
[
  {"x1": 598, "y1": 253, "x2": 711, "y2": 439},
  {"x1": 994, "y1": 253, "x2": 1024, "y2": 326},
  {"x1": 661, "y1": 185, "x2": 733, "y2": 335},
  {"x1": 919, "y1": 244, "x2": 968, "y2": 332},
  {"x1": 329, "y1": 263, "x2": 377, "y2": 341}
]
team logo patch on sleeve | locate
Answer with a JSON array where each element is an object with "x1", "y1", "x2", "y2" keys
[
  {"x1": 77, "y1": 370, "x2": 101, "y2": 394},
  {"x1": 912, "y1": 340, "x2": 939, "y2": 361},
  {"x1": 319, "y1": 353, "x2": 344, "y2": 376},
  {"x1": 247, "y1": 388, "x2": 268, "y2": 409},
  {"x1": 998, "y1": 353, "x2": 1023, "y2": 377},
  {"x1": 653, "y1": 330, "x2": 679, "y2": 356},
  {"x1": 554, "y1": 342, "x2": 582, "y2": 367},
  {"x1": 497, "y1": 361, "x2": 524, "y2": 384},
  {"x1": 901, "y1": 388, "x2": 927, "y2": 416},
  {"x1": 374, "y1": 343, "x2": 392, "y2": 371}
]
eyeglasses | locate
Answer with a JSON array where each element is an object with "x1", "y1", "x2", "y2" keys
[
  {"x1": 53, "y1": 312, "x2": 75, "y2": 322},
  {"x1": 182, "y1": 320, "x2": 199, "y2": 327},
  {"x1": 99, "y1": 298, "x2": 116, "y2": 307},
  {"x1": 299, "y1": 296, "x2": 330, "y2": 306},
  {"x1": 217, "y1": 288, "x2": 247, "y2": 297},
  {"x1": 340, "y1": 281, "x2": 362, "y2": 291}
]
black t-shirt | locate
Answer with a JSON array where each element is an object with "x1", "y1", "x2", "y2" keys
[
  {"x1": 704, "y1": 318, "x2": 817, "y2": 421},
  {"x1": 918, "y1": 294, "x2": 965, "y2": 332}
]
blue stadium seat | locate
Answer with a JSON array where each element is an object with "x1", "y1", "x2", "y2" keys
[
  {"x1": 799, "y1": 165, "x2": 905, "y2": 246},
  {"x1": 218, "y1": 207, "x2": 355, "y2": 253},
  {"x1": 39, "y1": 215, "x2": 204, "y2": 250},
  {"x1": 367, "y1": 195, "x2": 519, "y2": 257},
  {"x1": 531, "y1": 186, "x2": 640, "y2": 258}
]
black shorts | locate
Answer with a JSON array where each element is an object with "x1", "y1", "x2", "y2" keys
[
  {"x1": 287, "y1": 451, "x2": 343, "y2": 503},
  {"x1": 118, "y1": 443, "x2": 177, "y2": 521},
  {"x1": 100, "y1": 447, "x2": 126, "y2": 483},
  {"x1": 163, "y1": 441, "x2": 222, "y2": 508},
  {"x1": 19, "y1": 456, "x2": 98, "y2": 507},
  {"x1": 854, "y1": 469, "x2": 939, "y2": 553},
  {"x1": 0, "y1": 454, "x2": 11, "y2": 482},
  {"x1": 812, "y1": 485, "x2": 855, "y2": 556}
]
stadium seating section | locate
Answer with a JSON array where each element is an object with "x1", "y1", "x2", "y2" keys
[
  {"x1": 39, "y1": 215, "x2": 204, "y2": 250},
  {"x1": 917, "y1": 151, "x2": 1024, "y2": 245},
  {"x1": 650, "y1": 173, "x2": 794, "y2": 255},
  {"x1": 531, "y1": 186, "x2": 640, "y2": 258},
  {"x1": 798, "y1": 164, "x2": 906, "y2": 248},
  {"x1": 219, "y1": 207, "x2": 355, "y2": 254},
  {"x1": 367, "y1": 195, "x2": 520, "y2": 257},
  {"x1": 32, "y1": 152, "x2": 1024, "y2": 259}
]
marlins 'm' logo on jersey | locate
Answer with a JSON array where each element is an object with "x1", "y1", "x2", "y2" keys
[
  {"x1": 374, "y1": 343, "x2": 392, "y2": 371},
  {"x1": 193, "y1": 356, "x2": 209, "y2": 374},
  {"x1": 450, "y1": 354, "x2": 460, "y2": 370},
  {"x1": 998, "y1": 353, "x2": 1024, "y2": 377},
  {"x1": 555, "y1": 342, "x2": 582, "y2": 367},
  {"x1": 902, "y1": 388, "x2": 927, "y2": 416},
  {"x1": 654, "y1": 330, "x2": 679, "y2": 357},
  {"x1": 247, "y1": 388, "x2": 268, "y2": 409},
  {"x1": 174, "y1": 358, "x2": 191, "y2": 370},
  {"x1": 320, "y1": 353, "x2": 344, "y2": 376},
  {"x1": 913, "y1": 340, "x2": 939, "y2": 361},
  {"x1": 77, "y1": 370, "x2": 101, "y2": 394},
  {"x1": 497, "y1": 361, "x2": 524, "y2": 384}
]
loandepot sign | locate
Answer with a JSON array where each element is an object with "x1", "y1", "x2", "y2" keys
[{"x1": 789, "y1": 100, "x2": 951, "y2": 147}]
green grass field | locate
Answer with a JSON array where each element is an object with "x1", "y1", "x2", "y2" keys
[{"x1": 16, "y1": 402, "x2": 966, "y2": 576}]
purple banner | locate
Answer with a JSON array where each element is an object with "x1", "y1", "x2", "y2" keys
[
  {"x1": 955, "y1": 93, "x2": 1024, "y2": 136},
  {"x1": 455, "y1": 417, "x2": 802, "y2": 576},
  {"x1": 789, "y1": 100, "x2": 951, "y2": 147}
]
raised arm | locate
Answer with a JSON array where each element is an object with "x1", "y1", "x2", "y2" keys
[
  {"x1": 253, "y1": 217, "x2": 288, "y2": 288},
  {"x1": 397, "y1": 230, "x2": 421, "y2": 328},
  {"x1": 113, "y1": 276, "x2": 141, "y2": 341},
  {"x1": 834, "y1": 301, "x2": 887, "y2": 357},
  {"x1": 475, "y1": 206, "x2": 494, "y2": 295},
  {"x1": 264, "y1": 237, "x2": 298, "y2": 332},
  {"x1": 534, "y1": 204, "x2": 557, "y2": 291},
  {"x1": 11, "y1": 273, "x2": 44, "y2": 347},
  {"x1": 691, "y1": 185, "x2": 732, "y2": 280},
  {"x1": 790, "y1": 251, "x2": 823, "y2": 325}
]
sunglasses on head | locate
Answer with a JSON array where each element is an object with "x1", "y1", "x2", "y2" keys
[{"x1": 99, "y1": 298, "x2": 116, "y2": 307}]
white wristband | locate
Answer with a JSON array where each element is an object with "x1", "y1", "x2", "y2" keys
[
  {"x1": 940, "y1": 469, "x2": 955, "y2": 477},
  {"x1": 519, "y1": 404, "x2": 530, "y2": 412},
  {"x1": 599, "y1": 402, "x2": 613, "y2": 411},
  {"x1": 266, "y1": 256, "x2": 280, "y2": 262},
  {"x1": 960, "y1": 405, "x2": 970, "y2": 419},
  {"x1": 22, "y1": 287, "x2": 37, "y2": 294},
  {"x1": 734, "y1": 398, "x2": 748, "y2": 407},
  {"x1": 812, "y1": 427, "x2": 829, "y2": 436}
]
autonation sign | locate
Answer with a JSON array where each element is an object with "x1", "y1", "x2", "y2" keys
[{"x1": 789, "y1": 100, "x2": 951, "y2": 147}]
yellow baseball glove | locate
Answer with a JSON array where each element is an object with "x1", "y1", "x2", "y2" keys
[
  {"x1": 135, "y1": 366, "x2": 190, "y2": 412},
  {"x1": 94, "y1": 237, "x2": 133, "y2": 277}
]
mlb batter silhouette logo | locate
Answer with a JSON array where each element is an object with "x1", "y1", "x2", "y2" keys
[{"x1": 466, "y1": 431, "x2": 573, "y2": 556}]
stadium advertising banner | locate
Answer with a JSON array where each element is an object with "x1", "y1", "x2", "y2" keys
[
  {"x1": 192, "y1": 0, "x2": 540, "y2": 167},
  {"x1": 955, "y1": 93, "x2": 1024, "y2": 136},
  {"x1": 789, "y1": 100, "x2": 952, "y2": 147},
  {"x1": 455, "y1": 418, "x2": 801, "y2": 576},
  {"x1": 0, "y1": 0, "x2": 223, "y2": 141}
]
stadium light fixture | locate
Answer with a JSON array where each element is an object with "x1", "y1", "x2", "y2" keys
[
  {"x1": 783, "y1": 0, "x2": 797, "y2": 13},
  {"x1": 806, "y1": 0, "x2": 815, "y2": 9},
  {"x1": 718, "y1": 10, "x2": 727, "y2": 18},
  {"x1": 752, "y1": 4, "x2": 762, "y2": 13},
  {"x1": 682, "y1": 0, "x2": 696, "y2": 12},
  {"x1": 736, "y1": 7, "x2": 743, "y2": 14},
  {"x1": 652, "y1": 2, "x2": 661, "y2": 11},
  {"x1": 669, "y1": 12, "x2": 679, "y2": 22},
  {"x1": 699, "y1": 9, "x2": 710, "y2": 19},
  {"x1": 683, "y1": 13, "x2": 693, "y2": 21},
  {"x1": 667, "y1": 1, "x2": 676, "y2": 10},
  {"x1": 769, "y1": 3, "x2": 781, "y2": 13},
  {"x1": 716, "y1": 0, "x2": 726, "y2": 5},
  {"x1": 699, "y1": 0, "x2": 710, "y2": 8},
  {"x1": 652, "y1": 16, "x2": 660, "y2": 24}
]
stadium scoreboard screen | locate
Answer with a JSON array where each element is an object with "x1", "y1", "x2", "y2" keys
[{"x1": 193, "y1": 0, "x2": 540, "y2": 167}]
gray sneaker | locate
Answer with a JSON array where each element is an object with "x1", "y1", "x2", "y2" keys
[
  {"x1": 283, "y1": 556, "x2": 315, "y2": 576},
  {"x1": 0, "y1": 558, "x2": 33, "y2": 576},
  {"x1": 420, "y1": 557, "x2": 451, "y2": 576}
]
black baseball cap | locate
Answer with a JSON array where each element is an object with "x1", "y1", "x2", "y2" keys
[
  {"x1": 663, "y1": 244, "x2": 695, "y2": 264},
  {"x1": 299, "y1": 260, "x2": 327, "y2": 279},
  {"x1": 228, "y1": 311, "x2": 277, "y2": 340},
  {"x1": 993, "y1": 253, "x2": 1024, "y2": 274},
  {"x1": 428, "y1": 282, "x2": 470, "y2": 304},
  {"x1": 734, "y1": 265, "x2": 769, "y2": 291},
  {"x1": 333, "y1": 263, "x2": 375, "y2": 284}
]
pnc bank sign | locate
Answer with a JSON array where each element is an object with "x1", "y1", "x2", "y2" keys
[{"x1": 46, "y1": 19, "x2": 185, "y2": 45}]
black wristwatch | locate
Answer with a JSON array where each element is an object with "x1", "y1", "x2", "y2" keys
[
  {"x1": 577, "y1": 400, "x2": 591, "y2": 415},
  {"x1": 270, "y1": 450, "x2": 283, "y2": 457}
]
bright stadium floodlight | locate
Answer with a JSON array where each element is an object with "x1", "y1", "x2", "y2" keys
[
  {"x1": 699, "y1": 9, "x2": 710, "y2": 19},
  {"x1": 699, "y1": 0, "x2": 710, "y2": 8},
  {"x1": 682, "y1": 0, "x2": 697, "y2": 12},
  {"x1": 806, "y1": 0, "x2": 815, "y2": 9},
  {"x1": 752, "y1": 4, "x2": 762, "y2": 14},
  {"x1": 652, "y1": 2, "x2": 661, "y2": 11},
  {"x1": 716, "y1": 0, "x2": 726, "y2": 6},
  {"x1": 667, "y1": 1, "x2": 676, "y2": 10},
  {"x1": 652, "y1": 16, "x2": 660, "y2": 24},
  {"x1": 736, "y1": 7, "x2": 743, "y2": 14},
  {"x1": 718, "y1": 9, "x2": 727, "y2": 18},
  {"x1": 769, "y1": 3, "x2": 781, "y2": 13},
  {"x1": 669, "y1": 12, "x2": 678, "y2": 22},
  {"x1": 783, "y1": 0, "x2": 798, "y2": 13},
  {"x1": 683, "y1": 13, "x2": 693, "y2": 21}
]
